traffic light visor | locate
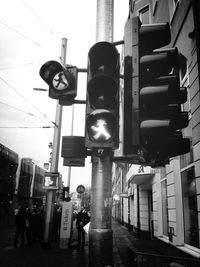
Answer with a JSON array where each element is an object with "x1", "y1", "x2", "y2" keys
[
  {"x1": 140, "y1": 23, "x2": 171, "y2": 53},
  {"x1": 88, "y1": 75, "x2": 118, "y2": 109},
  {"x1": 88, "y1": 42, "x2": 119, "y2": 77},
  {"x1": 39, "y1": 60, "x2": 74, "y2": 91}
]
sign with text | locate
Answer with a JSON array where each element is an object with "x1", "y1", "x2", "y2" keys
[{"x1": 59, "y1": 202, "x2": 73, "y2": 248}]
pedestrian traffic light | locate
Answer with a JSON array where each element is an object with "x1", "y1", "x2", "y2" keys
[
  {"x1": 39, "y1": 60, "x2": 78, "y2": 105},
  {"x1": 123, "y1": 17, "x2": 190, "y2": 166},
  {"x1": 85, "y1": 41, "x2": 120, "y2": 149}
]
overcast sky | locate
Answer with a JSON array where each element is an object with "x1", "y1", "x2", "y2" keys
[{"x1": 0, "y1": 0, "x2": 129, "y2": 192}]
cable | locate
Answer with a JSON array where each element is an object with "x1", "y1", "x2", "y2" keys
[
  {"x1": 0, "y1": 100, "x2": 52, "y2": 122},
  {"x1": 0, "y1": 19, "x2": 40, "y2": 46},
  {"x1": 22, "y1": 0, "x2": 58, "y2": 39},
  {"x1": 0, "y1": 126, "x2": 54, "y2": 129},
  {"x1": 0, "y1": 76, "x2": 56, "y2": 126},
  {"x1": 0, "y1": 62, "x2": 34, "y2": 71}
]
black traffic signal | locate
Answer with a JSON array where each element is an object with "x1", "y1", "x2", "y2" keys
[
  {"x1": 39, "y1": 60, "x2": 78, "y2": 105},
  {"x1": 85, "y1": 42, "x2": 120, "y2": 149},
  {"x1": 123, "y1": 17, "x2": 190, "y2": 166},
  {"x1": 61, "y1": 186, "x2": 70, "y2": 202}
]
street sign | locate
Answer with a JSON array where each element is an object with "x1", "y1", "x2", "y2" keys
[
  {"x1": 59, "y1": 202, "x2": 73, "y2": 248},
  {"x1": 76, "y1": 184, "x2": 85, "y2": 194}
]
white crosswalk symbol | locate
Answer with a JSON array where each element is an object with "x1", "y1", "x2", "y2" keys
[{"x1": 91, "y1": 119, "x2": 111, "y2": 140}]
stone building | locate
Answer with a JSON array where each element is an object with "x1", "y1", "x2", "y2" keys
[{"x1": 112, "y1": 0, "x2": 200, "y2": 259}]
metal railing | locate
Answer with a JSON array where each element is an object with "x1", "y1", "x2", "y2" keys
[{"x1": 127, "y1": 248, "x2": 200, "y2": 267}]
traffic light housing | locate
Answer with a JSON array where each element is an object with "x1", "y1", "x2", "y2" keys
[
  {"x1": 61, "y1": 186, "x2": 70, "y2": 202},
  {"x1": 39, "y1": 60, "x2": 78, "y2": 105},
  {"x1": 123, "y1": 17, "x2": 190, "y2": 166},
  {"x1": 85, "y1": 41, "x2": 120, "y2": 149}
]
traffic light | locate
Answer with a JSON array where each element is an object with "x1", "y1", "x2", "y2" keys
[
  {"x1": 123, "y1": 17, "x2": 190, "y2": 166},
  {"x1": 85, "y1": 41, "x2": 120, "y2": 149},
  {"x1": 61, "y1": 186, "x2": 70, "y2": 202},
  {"x1": 39, "y1": 60, "x2": 78, "y2": 105}
]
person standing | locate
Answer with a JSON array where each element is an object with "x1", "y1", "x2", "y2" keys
[
  {"x1": 14, "y1": 206, "x2": 27, "y2": 248},
  {"x1": 76, "y1": 207, "x2": 89, "y2": 248},
  {"x1": 25, "y1": 207, "x2": 33, "y2": 246}
]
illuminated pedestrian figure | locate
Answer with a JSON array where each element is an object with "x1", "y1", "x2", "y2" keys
[
  {"x1": 53, "y1": 72, "x2": 68, "y2": 89},
  {"x1": 91, "y1": 119, "x2": 111, "y2": 140}
]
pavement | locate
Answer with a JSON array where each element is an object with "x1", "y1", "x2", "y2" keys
[{"x1": 0, "y1": 219, "x2": 162, "y2": 267}]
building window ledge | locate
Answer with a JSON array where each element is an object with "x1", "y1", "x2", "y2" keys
[
  {"x1": 157, "y1": 237, "x2": 200, "y2": 258},
  {"x1": 176, "y1": 245, "x2": 200, "y2": 259},
  {"x1": 157, "y1": 236, "x2": 170, "y2": 244}
]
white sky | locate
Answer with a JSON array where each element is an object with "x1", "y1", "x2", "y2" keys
[{"x1": 0, "y1": 0, "x2": 129, "y2": 192}]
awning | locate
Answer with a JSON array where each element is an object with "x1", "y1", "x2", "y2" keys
[{"x1": 129, "y1": 173, "x2": 154, "y2": 185}]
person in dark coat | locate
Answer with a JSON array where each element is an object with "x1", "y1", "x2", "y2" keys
[
  {"x1": 25, "y1": 208, "x2": 33, "y2": 246},
  {"x1": 52, "y1": 206, "x2": 62, "y2": 243},
  {"x1": 14, "y1": 206, "x2": 27, "y2": 248},
  {"x1": 76, "y1": 207, "x2": 90, "y2": 248}
]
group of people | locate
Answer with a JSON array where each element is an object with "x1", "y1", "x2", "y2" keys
[
  {"x1": 14, "y1": 205, "x2": 44, "y2": 248},
  {"x1": 14, "y1": 205, "x2": 90, "y2": 249}
]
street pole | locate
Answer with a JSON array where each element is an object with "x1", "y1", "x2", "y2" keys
[
  {"x1": 42, "y1": 38, "x2": 67, "y2": 248},
  {"x1": 66, "y1": 104, "x2": 75, "y2": 192},
  {"x1": 89, "y1": 1, "x2": 114, "y2": 266}
]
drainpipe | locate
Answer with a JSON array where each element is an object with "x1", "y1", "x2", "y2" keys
[{"x1": 137, "y1": 185, "x2": 140, "y2": 238}]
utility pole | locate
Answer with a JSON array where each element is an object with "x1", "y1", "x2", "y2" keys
[
  {"x1": 89, "y1": 1, "x2": 114, "y2": 266},
  {"x1": 42, "y1": 38, "x2": 67, "y2": 248},
  {"x1": 65, "y1": 104, "x2": 75, "y2": 193}
]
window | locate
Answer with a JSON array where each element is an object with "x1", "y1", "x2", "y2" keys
[
  {"x1": 138, "y1": 5, "x2": 150, "y2": 24},
  {"x1": 179, "y1": 54, "x2": 193, "y2": 168},
  {"x1": 173, "y1": 0, "x2": 179, "y2": 9},
  {"x1": 169, "y1": 0, "x2": 180, "y2": 23},
  {"x1": 181, "y1": 167, "x2": 199, "y2": 248},
  {"x1": 161, "y1": 179, "x2": 169, "y2": 236},
  {"x1": 152, "y1": 0, "x2": 158, "y2": 16}
]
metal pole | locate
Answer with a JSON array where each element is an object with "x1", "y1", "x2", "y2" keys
[
  {"x1": 66, "y1": 104, "x2": 75, "y2": 191},
  {"x1": 89, "y1": 1, "x2": 114, "y2": 266},
  {"x1": 96, "y1": 0, "x2": 114, "y2": 42},
  {"x1": 42, "y1": 38, "x2": 67, "y2": 248}
]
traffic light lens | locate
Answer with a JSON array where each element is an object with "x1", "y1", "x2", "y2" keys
[
  {"x1": 88, "y1": 75, "x2": 118, "y2": 109},
  {"x1": 86, "y1": 110, "x2": 118, "y2": 144},
  {"x1": 52, "y1": 71, "x2": 69, "y2": 90}
]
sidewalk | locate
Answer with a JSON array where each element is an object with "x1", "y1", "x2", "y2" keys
[{"x1": 0, "y1": 220, "x2": 159, "y2": 267}]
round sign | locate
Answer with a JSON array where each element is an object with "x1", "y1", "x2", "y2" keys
[{"x1": 76, "y1": 184, "x2": 85, "y2": 194}]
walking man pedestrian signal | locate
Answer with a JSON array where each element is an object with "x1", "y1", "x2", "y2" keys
[
  {"x1": 39, "y1": 60, "x2": 78, "y2": 105},
  {"x1": 53, "y1": 72, "x2": 69, "y2": 90},
  {"x1": 85, "y1": 42, "x2": 120, "y2": 149},
  {"x1": 91, "y1": 119, "x2": 111, "y2": 141}
]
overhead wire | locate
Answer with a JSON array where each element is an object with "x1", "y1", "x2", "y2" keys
[
  {"x1": 0, "y1": 62, "x2": 34, "y2": 71},
  {"x1": 0, "y1": 2, "x2": 61, "y2": 129},
  {"x1": 0, "y1": 126, "x2": 54, "y2": 129},
  {"x1": 0, "y1": 100, "x2": 52, "y2": 122},
  {"x1": 22, "y1": 0, "x2": 58, "y2": 40},
  {"x1": 0, "y1": 76, "x2": 57, "y2": 127},
  {"x1": 0, "y1": 19, "x2": 40, "y2": 46}
]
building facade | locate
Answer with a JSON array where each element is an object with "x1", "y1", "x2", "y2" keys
[{"x1": 112, "y1": 0, "x2": 200, "y2": 259}]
